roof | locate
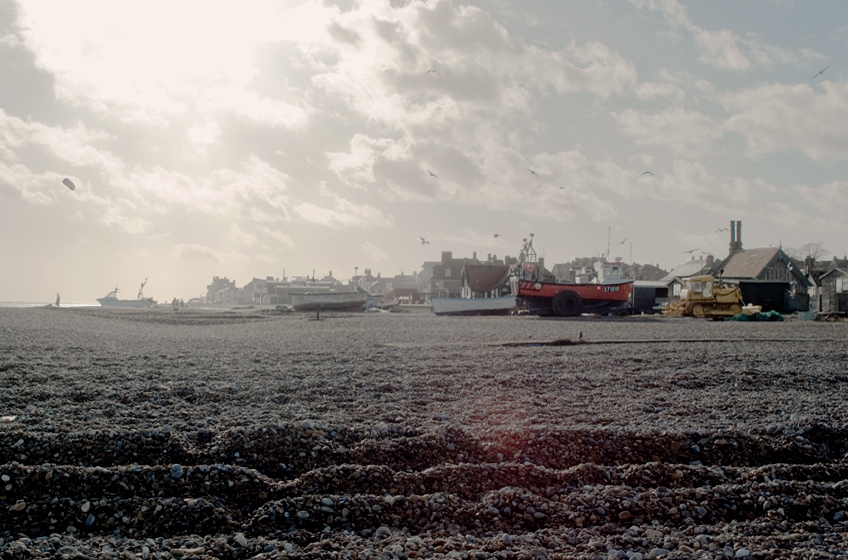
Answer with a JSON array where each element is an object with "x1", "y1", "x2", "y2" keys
[
  {"x1": 659, "y1": 258, "x2": 710, "y2": 282},
  {"x1": 821, "y1": 267, "x2": 848, "y2": 279},
  {"x1": 719, "y1": 247, "x2": 782, "y2": 278},
  {"x1": 462, "y1": 264, "x2": 511, "y2": 293}
]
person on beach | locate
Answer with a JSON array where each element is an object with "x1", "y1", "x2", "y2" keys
[{"x1": 55, "y1": 293, "x2": 60, "y2": 307}]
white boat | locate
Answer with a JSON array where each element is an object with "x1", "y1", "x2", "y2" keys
[
  {"x1": 289, "y1": 291, "x2": 368, "y2": 312},
  {"x1": 365, "y1": 294, "x2": 399, "y2": 311},
  {"x1": 431, "y1": 296, "x2": 517, "y2": 316},
  {"x1": 97, "y1": 279, "x2": 156, "y2": 308}
]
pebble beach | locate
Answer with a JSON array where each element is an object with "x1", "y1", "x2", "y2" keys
[{"x1": 1, "y1": 306, "x2": 847, "y2": 559}]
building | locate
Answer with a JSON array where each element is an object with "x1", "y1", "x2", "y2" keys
[
  {"x1": 804, "y1": 256, "x2": 848, "y2": 313},
  {"x1": 427, "y1": 251, "x2": 482, "y2": 299},
  {"x1": 819, "y1": 266, "x2": 848, "y2": 315},
  {"x1": 714, "y1": 221, "x2": 811, "y2": 312}
]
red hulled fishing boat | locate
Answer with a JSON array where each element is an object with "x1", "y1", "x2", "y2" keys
[{"x1": 510, "y1": 234, "x2": 633, "y2": 317}]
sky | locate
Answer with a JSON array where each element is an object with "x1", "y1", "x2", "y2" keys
[{"x1": 1, "y1": 0, "x2": 846, "y2": 302}]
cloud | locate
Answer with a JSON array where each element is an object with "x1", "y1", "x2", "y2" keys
[
  {"x1": 17, "y1": 0, "x2": 310, "y2": 128},
  {"x1": 723, "y1": 83, "x2": 848, "y2": 161},
  {"x1": 187, "y1": 122, "x2": 221, "y2": 146},
  {"x1": 361, "y1": 241, "x2": 388, "y2": 262},
  {"x1": 632, "y1": 0, "x2": 816, "y2": 71},
  {"x1": 174, "y1": 244, "x2": 224, "y2": 262},
  {"x1": 294, "y1": 192, "x2": 394, "y2": 228},
  {"x1": 795, "y1": 181, "x2": 848, "y2": 219},
  {"x1": 613, "y1": 108, "x2": 723, "y2": 157}
]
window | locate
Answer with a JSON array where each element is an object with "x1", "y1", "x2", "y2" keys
[
  {"x1": 445, "y1": 268, "x2": 451, "y2": 277},
  {"x1": 692, "y1": 281, "x2": 702, "y2": 293},
  {"x1": 837, "y1": 277, "x2": 846, "y2": 293}
]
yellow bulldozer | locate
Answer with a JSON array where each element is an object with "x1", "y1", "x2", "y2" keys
[{"x1": 662, "y1": 275, "x2": 748, "y2": 318}]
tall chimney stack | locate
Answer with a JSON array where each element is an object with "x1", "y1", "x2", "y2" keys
[{"x1": 728, "y1": 220, "x2": 743, "y2": 255}]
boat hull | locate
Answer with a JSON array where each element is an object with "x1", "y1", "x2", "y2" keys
[
  {"x1": 289, "y1": 292, "x2": 368, "y2": 312},
  {"x1": 97, "y1": 297, "x2": 156, "y2": 308},
  {"x1": 513, "y1": 279, "x2": 633, "y2": 317},
  {"x1": 431, "y1": 296, "x2": 517, "y2": 316}
]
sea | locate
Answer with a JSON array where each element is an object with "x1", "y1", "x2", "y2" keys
[{"x1": 0, "y1": 302, "x2": 100, "y2": 308}]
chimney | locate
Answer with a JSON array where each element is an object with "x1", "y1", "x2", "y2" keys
[
  {"x1": 441, "y1": 251, "x2": 452, "y2": 264},
  {"x1": 728, "y1": 220, "x2": 743, "y2": 255}
]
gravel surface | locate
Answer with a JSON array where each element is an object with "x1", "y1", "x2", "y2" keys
[{"x1": 1, "y1": 306, "x2": 847, "y2": 559}]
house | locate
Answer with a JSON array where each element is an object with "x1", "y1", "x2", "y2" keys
[
  {"x1": 713, "y1": 221, "x2": 811, "y2": 312},
  {"x1": 804, "y1": 256, "x2": 848, "y2": 313},
  {"x1": 660, "y1": 255, "x2": 715, "y2": 302},
  {"x1": 427, "y1": 251, "x2": 482, "y2": 299},
  {"x1": 819, "y1": 266, "x2": 848, "y2": 315},
  {"x1": 206, "y1": 276, "x2": 237, "y2": 303}
]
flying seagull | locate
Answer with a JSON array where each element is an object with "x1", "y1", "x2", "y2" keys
[
  {"x1": 812, "y1": 66, "x2": 830, "y2": 79},
  {"x1": 716, "y1": 227, "x2": 729, "y2": 233},
  {"x1": 683, "y1": 248, "x2": 700, "y2": 254},
  {"x1": 616, "y1": 238, "x2": 627, "y2": 245},
  {"x1": 493, "y1": 233, "x2": 500, "y2": 238},
  {"x1": 641, "y1": 171, "x2": 654, "y2": 176},
  {"x1": 427, "y1": 69, "x2": 440, "y2": 76},
  {"x1": 427, "y1": 169, "x2": 438, "y2": 178},
  {"x1": 525, "y1": 167, "x2": 539, "y2": 177},
  {"x1": 420, "y1": 237, "x2": 430, "y2": 245}
]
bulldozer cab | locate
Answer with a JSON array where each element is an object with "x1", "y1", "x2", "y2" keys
[{"x1": 682, "y1": 276, "x2": 714, "y2": 299}]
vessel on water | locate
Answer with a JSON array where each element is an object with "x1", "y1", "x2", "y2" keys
[
  {"x1": 97, "y1": 279, "x2": 157, "y2": 308},
  {"x1": 289, "y1": 291, "x2": 368, "y2": 312},
  {"x1": 510, "y1": 234, "x2": 633, "y2": 317},
  {"x1": 431, "y1": 295, "x2": 517, "y2": 316}
]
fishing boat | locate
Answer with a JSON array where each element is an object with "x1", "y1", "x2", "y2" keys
[
  {"x1": 97, "y1": 279, "x2": 157, "y2": 308},
  {"x1": 289, "y1": 291, "x2": 368, "y2": 312},
  {"x1": 431, "y1": 295, "x2": 516, "y2": 316},
  {"x1": 510, "y1": 235, "x2": 633, "y2": 317}
]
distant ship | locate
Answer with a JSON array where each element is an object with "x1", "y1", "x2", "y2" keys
[{"x1": 97, "y1": 279, "x2": 157, "y2": 308}]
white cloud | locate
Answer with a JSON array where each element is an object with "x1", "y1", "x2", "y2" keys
[
  {"x1": 633, "y1": 0, "x2": 817, "y2": 71},
  {"x1": 361, "y1": 242, "x2": 388, "y2": 262},
  {"x1": 294, "y1": 193, "x2": 394, "y2": 228},
  {"x1": 187, "y1": 122, "x2": 221, "y2": 146},
  {"x1": 633, "y1": 82, "x2": 685, "y2": 100},
  {"x1": 18, "y1": 0, "x2": 310, "y2": 128},
  {"x1": 723, "y1": 83, "x2": 848, "y2": 161},
  {"x1": 174, "y1": 244, "x2": 224, "y2": 262},
  {"x1": 613, "y1": 108, "x2": 723, "y2": 157},
  {"x1": 693, "y1": 28, "x2": 749, "y2": 70},
  {"x1": 795, "y1": 181, "x2": 848, "y2": 218}
]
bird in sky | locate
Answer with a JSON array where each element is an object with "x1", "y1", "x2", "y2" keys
[
  {"x1": 420, "y1": 237, "x2": 429, "y2": 245},
  {"x1": 683, "y1": 248, "x2": 700, "y2": 254},
  {"x1": 812, "y1": 66, "x2": 830, "y2": 79},
  {"x1": 427, "y1": 69, "x2": 440, "y2": 76},
  {"x1": 616, "y1": 238, "x2": 627, "y2": 245},
  {"x1": 525, "y1": 167, "x2": 539, "y2": 177},
  {"x1": 641, "y1": 171, "x2": 654, "y2": 176},
  {"x1": 427, "y1": 169, "x2": 438, "y2": 178},
  {"x1": 493, "y1": 233, "x2": 500, "y2": 238},
  {"x1": 716, "y1": 227, "x2": 729, "y2": 233}
]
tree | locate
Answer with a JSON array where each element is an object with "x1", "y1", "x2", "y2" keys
[{"x1": 785, "y1": 242, "x2": 829, "y2": 261}]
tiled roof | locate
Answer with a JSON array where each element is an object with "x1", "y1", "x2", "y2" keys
[{"x1": 719, "y1": 248, "x2": 781, "y2": 278}]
